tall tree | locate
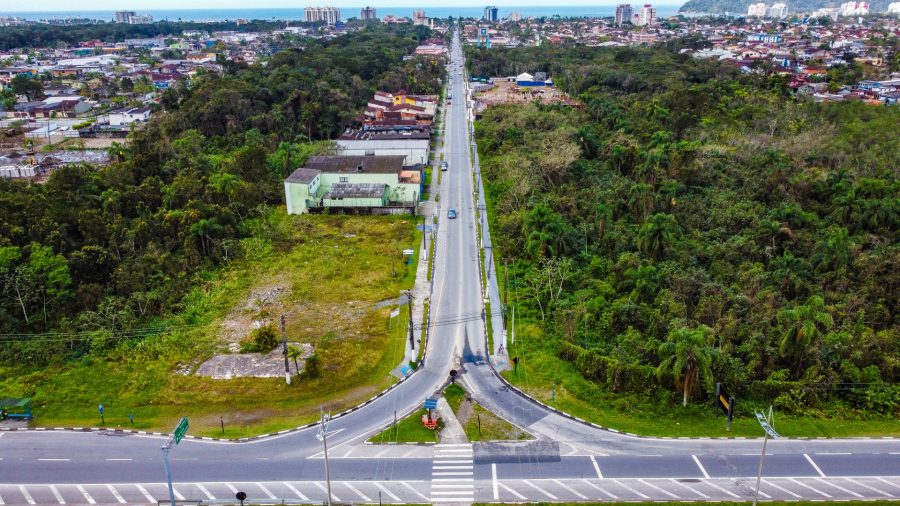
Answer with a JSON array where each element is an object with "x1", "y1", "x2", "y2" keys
[{"x1": 657, "y1": 326, "x2": 717, "y2": 407}]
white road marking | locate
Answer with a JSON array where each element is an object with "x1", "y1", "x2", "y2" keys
[
  {"x1": 38, "y1": 458, "x2": 70, "y2": 461},
  {"x1": 553, "y1": 479, "x2": 587, "y2": 499},
  {"x1": 284, "y1": 482, "x2": 309, "y2": 501},
  {"x1": 590, "y1": 455, "x2": 603, "y2": 479},
  {"x1": 106, "y1": 458, "x2": 132, "y2": 461},
  {"x1": 106, "y1": 484, "x2": 126, "y2": 504},
  {"x1": 435, "y1": 443, "x2": 471, "y2": 447},
  {"x1": 498, "y1": 482, "x2": 527, "y2": 500},
  {"x1": 581, "y1": 479, "x2": 619, "y2": 499},
  {"x1": 875, "y1": 477, "x2": 900, "y2": 491},
  {"x1": 522, "y1": 479, "x2": 558, "y2": 499},
  {"x1": 49, "y1": 485, "x2": 65, "y2": 504},
  {"x1": 804, "y1": 453, "x2": 827, "y2": 477},
  {"x1": 256, "y1": 482, "x2": 277, "y2": 499},
  {"x1": 432, "y1": 471, "x2": 473, "y2": 476},
  {"x1": 172, "y1": 486, "x2": 185, "y2": 501},
  {"x1": 434, "y1": 460, "x2": 473, "y2": 464},
  {"x1": 18, "y1": 486, "x2": 35, "y2": 505},
  {"x1": 432, "y1": 484, "x2": 474, "y2": 488},
  {"x1": 816, "y1": 452, "x2": 851, "y2": 455},
  {"x1": 815, "y1": 477, "x2": 862, "y2": 497},
  {"x1": 373, "y1": 482, "x2": 400, "y2": 501},
  {"x1": 692, "y1": 455, "x2": 710, "y2": 479},
  {"x1": 399, "y1": 481, "x2": 430, "y2": 501},
  {"x1": 492, "y1": 463, "x2": 499, "y2": 500},
  {"x1": 314, "y1": 481, "x2": 341, "y2": 502},
  {"x1": 195, "y1": 483, "x2": 216, "y2": 500},
  {"x1": 670, "y1": 479, "x2": 710, "y2": 498},
  {"x1": 763, "y1": 479, "x2": 801, "y2": 498},
  {"x1": 848, "y1": 478, "x2": 894, "y2": 497},
  {"x1": 75, "y1": 484, "x2": 96, "y2": 504},
  {"x1": 224, "y1": 483, "x2": 238, "y2": 493},
  {"x1": 433, "y1": 465, "x2": 472, "y2": 469},
  {"x1": 400, "y1": 449, "x2": 417, "y2": 458},
  {"x1": 703, "y1": 479, "x2": 741, "y2": 498},
  {"x1": 373, "y1": 449, "x2": 389, "y2": 458},
  {"x1": 135, "y1": 484, "x2": 155, "y2": 503},
  {"x1": 0, "y1": 490, "x2": 4, "y2": 505},
  {"x1": 788, "y1": 477, "x2": 832, "y2": 497},
  {"x1": 637, "y1": 478, "x2": 679, "y2": 499},
  {"x1": 342, "y1": 482, "x2": 371, "y2": 502},
  {"x1": 612, "y1": 479, "x2": 651, "y2": 499},
  {"x1": 341, "y1": 447, "x2": 355, "y2": 458}
]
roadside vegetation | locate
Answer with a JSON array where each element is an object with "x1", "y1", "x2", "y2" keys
[
  {"x1": 444, "y1": 383, "x2": 530, "y2": 441},
  {"x1": 368, "y1": 408, "x2": 442, "y2": 443},
  {"x1": 470, "y1": 43, "x2": 899, "y2": 436},
  {"x1": 0, "y1": 25, "x2": 443, "y2": 437}
]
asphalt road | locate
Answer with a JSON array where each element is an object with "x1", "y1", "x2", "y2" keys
[{"x1": 1, "y1": 32, "x2": 899, "y2": 505}]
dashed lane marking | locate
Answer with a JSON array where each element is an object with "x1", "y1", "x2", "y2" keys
[
  {"x1": 581, "y1": 479, "x2": 618, "y2": 499},
  {"x1": 692, "y1": 455, "x2": 711, "y2": 479},
  {"x1": 552, "y1": 479, "x2": 587, "y2": 499},
  {"x1": 17, "y1": 486, "x2": 35, "y2": 506},
  {"x1": 637, "y1": 478, "x2": 679, "y2": 499},
  {"x1": 49, "y1": 485, "x2": 65, "y2": 504},
  {"x1": 522, "y1": 479, "x2": 558, "y2": 500},
  {"x1": 75, "y1": 485, "x2": 96, "y2": 504},
  {"x1": 763, "y1": 479, "x2": 801, "y2": 498},
  {"x1": 106, "y1": 484, "x2": 126, "y2": 504},
  {"x1": 804, "y1": 453, "x2": 827, "y2": 478},
  {"x1": 788, "y1": 477, "x2": 831, "y2": 497},
  {"x1": 492, "y1": 463, "x2": 499, "y2": 500},
  {"x1": 612, "y1": 479, "x2": 651, "y2": 499},
  {"x1": 283, "y1": 482, "x2": 309, "y2": 501}
]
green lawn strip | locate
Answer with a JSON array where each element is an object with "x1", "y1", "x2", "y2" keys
[
  {"x1": 444, "y1": 383, "x2": 466, "y2": 413},
  {"x1": 464, "y1": 402, "x2": 529, "y2": 441},
  {"x1": 502, "y1": 321, "x2": 900, "y2": 438},
  {"x1": 4, "y1": 213, "x2": 422, "y2": 438},
  {"x1": 367, "y1": 408, "x2": 441, "y2": 443},
  {"x1": 475, "y1": 502, "x2": 900, "y2": 506},
  {"x1": 418, "y1": 301, "x2": 428, "y2": 363}
]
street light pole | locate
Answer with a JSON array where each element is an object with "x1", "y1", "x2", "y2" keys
[
  {"x1": 317, "y1": 406, "x2": 333, "y2": 506},
  {"x1": 753, "y1": 406, "x2": 779, "y2": 506}
]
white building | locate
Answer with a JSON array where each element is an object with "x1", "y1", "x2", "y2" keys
[
  {"x1": 304, "y1": 6, "x2": 341, "y2": 25},
  {"x1": 767, "y1": 2, "x2": 788, "y2": 17},
  {"x1": 108, "y1": 107, "x2": 151, "y2": 126},
  {"x1": 747, "y1": 2, "x2": 768, "y2": 16},
  {"x1": 634, "y1": 4, "x2": 656, "y2": 26},
  {"x1": 336, "y1": 132, "x2": 430, "y2": 166},
  {"x1": 839, "y1": 1, "x2": 869, "y2": 15}
]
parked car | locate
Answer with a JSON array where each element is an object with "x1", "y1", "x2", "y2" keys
[
  {"x1": 441, "y1": 161, "x2": 448, "y2": 171},
  {"x1": 448, "y1": 208, "x2": 457, "y2": 219}
]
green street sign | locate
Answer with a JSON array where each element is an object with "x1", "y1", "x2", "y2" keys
[{"x1": 172, "y1": 416, "x2": 189, "y2": 445}]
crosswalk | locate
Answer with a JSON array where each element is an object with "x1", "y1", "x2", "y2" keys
[{"x1": 430, "y1": 443, "x2": 474, "y2": 503}]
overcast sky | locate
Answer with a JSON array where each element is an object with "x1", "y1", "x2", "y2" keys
[{"x1": 6, "y1": 0, "x2": 671, "y2": 12}]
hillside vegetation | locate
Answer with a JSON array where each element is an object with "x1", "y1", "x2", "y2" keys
[{"x1": 468, "y1": 44, "x2": 899, "y2": 430}]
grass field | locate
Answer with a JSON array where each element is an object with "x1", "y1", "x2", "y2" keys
[
  {"x1": 1, "y1": 211, "x2": 423, "y2": 438},
  {"x1": 444, "y1": 383, "x2": 529, "y2": 441},
  {"x1": 502, "y1": 319, "x2": 900, "y2": 438}
]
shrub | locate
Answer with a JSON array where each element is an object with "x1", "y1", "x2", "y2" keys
[
  {"x1": 239, "y1": 324, "x2": 279, "y2": 353},
  {"x1": 303, "y1": 353, "x2": 322, "y2": 378}
]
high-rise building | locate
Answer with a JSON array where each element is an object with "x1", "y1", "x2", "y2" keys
[
  {"x1": 747, "y1": 2, "x2": 767, "y2": 16},
  {"x1": 305, "y1": 6, "x2": 341, "y2": 25},
  {"x1": 634, "y1": 4, "x2": 656, "y2": 25},
  {"x1": 839, "y1": 1, "x2": 868, "y2": 15},
  {"x1": 129, "y1": 14, "x2": 153, "y2": 23},
  {"x1": 767, "y1": 2, "x2": 788, "y2": 17},
  {"x1": 413, "y1": 9, "x2": 428, "y2": 25},
  {"x1": 360, "y1": 6, "x2": 377, "y2": 20},
  {"x1": 508, "y1": 11, "x2": 522, "y2": 21},
  {"x1": 478, "y1": 26, "x2": 491, "y2": 47},
  {"x1": 483, "y1": 5, "x2": 499, "y2": 22},
  {"x1": 115, "y1": 11, "x2": 136, "y2": 23},
  {"x1": 615, "y1": 4, "x2": 633, "y2": 25}
]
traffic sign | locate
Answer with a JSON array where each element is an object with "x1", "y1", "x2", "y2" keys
[
  {"x1": 172, "y1": 416, "x2": 189, "y2": 445},
  {"x1": 98, "y1": 404, "x2": 104, "y2": 414},
  {"x1": 755, "y1": 411, "x2": 780, "y2": 438},
  {"x1": 424, "y1": 398, "x2": 438, "y2": 410}
]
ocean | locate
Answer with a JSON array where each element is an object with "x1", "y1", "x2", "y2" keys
[{"x1": 4, "y1": 5, "x2": 683, "y2": 23}]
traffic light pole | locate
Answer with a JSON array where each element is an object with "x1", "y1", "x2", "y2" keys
[{"x1": 161, "y1": 444, "x2": 176, "y2": 506}]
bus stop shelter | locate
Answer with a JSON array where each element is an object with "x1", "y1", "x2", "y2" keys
[{"x1": 0, "y1": 398, "x2": 33, "y2": 420}]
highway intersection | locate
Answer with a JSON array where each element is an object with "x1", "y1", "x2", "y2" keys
[{"x1": 1, "y1": 31, "x2": 898, "y2": 505}]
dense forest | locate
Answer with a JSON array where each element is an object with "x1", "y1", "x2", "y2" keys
[
  {"x1": 0, "y1": 20, "x2": 301, "y2": 51},
  {"x1": 468, "y1": 44, "x2": 899, "y2": 416},
  {"x1": 0, "y1": 25, "x2": 443, "y2": 364}
]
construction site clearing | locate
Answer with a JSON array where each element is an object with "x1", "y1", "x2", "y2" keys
[{"x1": 472, "y1": 79, "x2": 580, "y2": 115}]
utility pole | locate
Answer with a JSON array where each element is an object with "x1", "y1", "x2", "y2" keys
[
  {"x1": 753, "y1": 406, "x2": 779, "y2": 506},
  {"x1": 406, "y1": 291, "x2": 415, "y2": 351},
  {"x1": 317, "y1": 406, "x2": 333, "y2": 506},
  {"x1": 281, "y1": 314, "x2": 290, "y2": 385}
]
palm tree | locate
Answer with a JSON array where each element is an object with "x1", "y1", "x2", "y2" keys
[
  {"x1": 637, "y1": 213, "x2": 680, "y2": 260},
  {"x1": 657, "y1": 327, "x2": 717, "y2": 407},
  {"x1": 190, "y1": 218, "x2": 223, "y2": 256},
  {"x1": 288, "y1": 345, "x2": 304, "y2": 373},
  {"x1": 524, "y1": 204, "x2": 567, "y2": 260},
  {"x1": 778, "y1": 295, "x2": 833, "y2": 373},
  {"x1": 208, "y1": 172, "x2": 241, "y2": 204},
  {"x1": 812, "y1": 227, "x2": 853, "y2": 272},
  {"x1": 628, "y1": 182, "x2": 654, "y2": 220}
]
